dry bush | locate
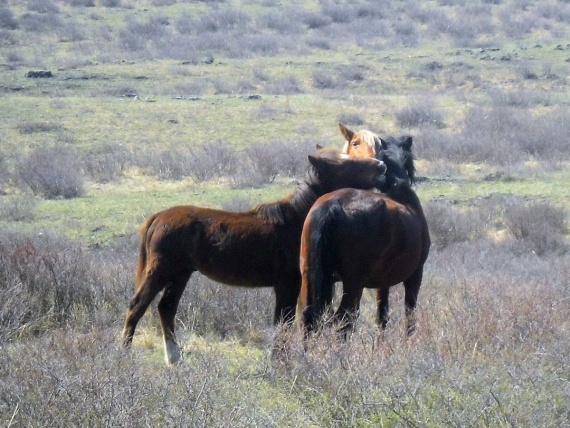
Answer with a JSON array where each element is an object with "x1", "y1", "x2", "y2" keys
[
  {"x1": 395, "y1": 98, "x2": 445, "y2": 129},
  {"x1": 261, "y1": 9, "x2": 304, "y2": 34},
  {"x1": 148, "y1": 150, "x2": 192, "y2": 181},
  {"x1": 503, "y1": 200, "x2": 568, "y2": 256},
  {"x1": 0, "y1": 226, "x2": 568, "y2": 426},
  {"x1": 0, "y1": 7, "x2": 18, "y2": 30},
  {"x1": 15, "y1": 146, "x2": 85, "y2": 199},
  {"x1": 61, "y1": 0, "x2": 96, "y2": 6},
  {"x1": 19, "y1": 11, "x2": 63, "y2": 33},
  {"x1": 230, "y1": 141, "x2": 309, "y2": 188},
  {"x1": 176, "y1": 273, "x2": 274, "y2": 342},
  {"x1": 0, "y1": 232, "x2": 133, "y2": 343},
  {"x1": 119, "y1": 15, "x2": 171, "y2": 53},
  {"x1": 337, "y1": 112, "x2": 366, "y2": 126},
  {"x1": 424, "y1": 199, "x2": 487, "y2": 250},
  {"x1": 187, "y1": 141, "x2": 238, "y2": 182},
  {"x1": 265, "y1": 75, "x2": 304, "y2": 95},
  {"x1": 137, "y1": 141, "x2": 239, "y2": 182},
  {"x1": 26, "y1": 0, "x2": 60, "y2": 14},
  {"x1": 17, "y1": 121, "x2": 63, "y2": 134},
  {"x1": 83, "y1": 143, "x2": 133, "y2": 183},
  {"x1": 0, "y1": 194, "x2": 38, "y2": 222},
  {"x1": 312, "y1": 69, "x2": 337, "y2": 90},
  {"x1": 417, "y1": 105, "x2": 570, "y2": 165},
  {"x1": 101, "y1": 0, "x2": 122, "y2": 7}
]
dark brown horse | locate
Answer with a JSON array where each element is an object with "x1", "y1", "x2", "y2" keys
[
  {"x1": 300, "y1": 136, "x2": 430, "y2": 338},
  {"x1": 123, "y1": 147, "x2": 387, "y2": 364}
]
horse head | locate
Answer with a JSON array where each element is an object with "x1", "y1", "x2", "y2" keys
[
  {"x1": 308, "y1": 146, "x2": 386, "y2": 192},
  {"x1": 339, "y1": 123, "x2": 381, "y2": 159},
  {"x1": 375, "y1": 135, "x2": 416, "y2": 190}
]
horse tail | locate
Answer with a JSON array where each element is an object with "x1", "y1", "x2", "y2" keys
[
  {"x1": 301, "y1": 200, "x2": 343, "y2": 330},
  {"x1": 135, "y1": 213, "x2": 157, "y2": 290}
]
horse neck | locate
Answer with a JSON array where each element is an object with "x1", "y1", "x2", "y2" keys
[
  {"x1": 386, "y1": 180, "x2": 423, "y2": 213},
  {"x1": 283, "y1": 178, "x2": 322, "y2": 220},
  {"x1": 255, "y1": 175, "x2": 321, "y2": 224}
]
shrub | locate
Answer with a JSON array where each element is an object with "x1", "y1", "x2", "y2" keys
[
  {"x1": 84, "y1": 143, "x2": 132, "y2": 183},
  {"x1": 62, "y1": 0, "x2": 96, "y2": 6},
  {"x1": 0, "y1": 232, "x2": 133, "y2": 342},
  {"x1": 503, "y1": 200, "x2": 568, "y2": 255},
  {"x1": 17, "y1": 121, "x2": 63, "y2": 134},
  {"x1": 261, "y1": 9, "x2": 303, "y2": 34},
  {"x1": 26, "y1": 0, "x2": 60, "y2": 14},
  {"x1": 321, "y1": 2, "x2": 355, "y2": 23},
  {"x1": 395, "y1": 99, "x2": 445, "y2": 129},
  {"x1": 424, "y1": 199, "x2": 487, "y2": 250},
  {"x1": 101, "y1": 0, "x2": 122, "y2": 7},
  {"x1": 312, "y1": 69, "x2": 337, "y2": 89},
  {"x1": 178, "y1": 274, "x2": 273, "y2": 340},
  {"x1": 0, "y1": 7, "x2": 18, "y2": 30},
  {"x1": 0, "y1": 195, "x2": 38, "y2": 222},
  {"x1": 265, "y1": 75, "x2": 304, "y2": 95},
  {"x1": 16, "y1": 146, "x2": 85, "y2": 199},
  {"x1": 119, "y1": 15, "x2": 170, "y2": 53},
  {"x1": 20, "y1": 12, "x2": 63, "y2": 32},
  {"x1": 337, "y1": 112, "x2": 365, "y2": 126},
  {"x1": 300, "y1": 10, "x2": 331, "y2": 29},
  {"x1": 148, "y1": 150, "x2": 191, "y2": 181},
  {"x1": 195, "y1": 9, "x2": 251, "y2": 33},
  {"x1": 187, "y1": 141, "x2": 238, "y2": 182}
]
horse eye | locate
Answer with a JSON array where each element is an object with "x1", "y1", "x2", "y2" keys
[{"x1": 352, "y1": 141, "x2": 359, "y2": 146}]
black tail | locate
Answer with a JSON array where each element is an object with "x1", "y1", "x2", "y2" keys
[{"x1": 303, "y1": 201, "x2": 344, "y2": 331}]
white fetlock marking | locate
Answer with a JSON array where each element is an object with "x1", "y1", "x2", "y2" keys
[{"x1": 164, "y1": 338, "x2": 181, "y2": 365}]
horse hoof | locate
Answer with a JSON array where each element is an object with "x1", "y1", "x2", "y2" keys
[{"x1": 164, "y1": 339, "x2": 181, "y2": 365}]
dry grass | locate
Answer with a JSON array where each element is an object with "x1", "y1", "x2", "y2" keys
[
  {"x1": 1, "y1": 0, "x2": 569, "y2": 425},
  {"x1": 0, "y1": 204, "x2": 568, "y2": 426}
]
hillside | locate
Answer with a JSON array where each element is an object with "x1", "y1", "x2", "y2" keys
[{"x1": 0, "y1": 1, "x2": 569, "y2": 426}]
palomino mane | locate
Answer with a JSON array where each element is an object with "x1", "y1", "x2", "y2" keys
[{"x1": 341, "y1": 129, "x2": 377, "y2": 154}]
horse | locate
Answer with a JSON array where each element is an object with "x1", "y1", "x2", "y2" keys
[
  {"x1": 122, "y1": 147, "x2": 387, "y2": 364},
  {"x1": 339, "y1": 123, "x2": 381, "y2": 159},
  {"x1": 300, "y1": 135, "x2": 430, "y2": 339}
]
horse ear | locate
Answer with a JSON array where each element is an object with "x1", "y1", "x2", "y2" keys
[
  {"x1": 400, "y1": 135, "x2": 413, "y2": 151},
  {"x1": 379, "y1": 138, "x2": 389, "y2": 150},
  {"x1": 339, "y1": 123, "x2": 355, "y2": 142},
  {"x1": 308, "y1": 155, "x2": 317, "y2": 167},
  {"x1": 315, "y1": 144, "x2": 323, "y2": 150}
]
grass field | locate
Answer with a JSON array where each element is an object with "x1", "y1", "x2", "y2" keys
[{"x1": 1, "y1": 0, "x2": 569, "y2": 426}]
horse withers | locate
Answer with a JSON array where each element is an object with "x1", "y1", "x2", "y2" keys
[
  {"x1": 123, "y1": 147, "x2": 387, "y2": 364},
  {"x1": 300, "y1": 135, "x2": 430, "y2": 339}
]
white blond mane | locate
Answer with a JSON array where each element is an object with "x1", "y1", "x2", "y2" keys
[{"x1": 341, "y1": 129, "x2": 379, "y2": 155}]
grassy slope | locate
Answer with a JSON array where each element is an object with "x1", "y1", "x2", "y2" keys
[{"x1": 0, "y1": 1, "x2": 569, "y2": 426}]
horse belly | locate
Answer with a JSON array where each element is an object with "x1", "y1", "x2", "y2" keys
[{"x1": 194, "y1": 235, "x2": 298, "y2": 288}]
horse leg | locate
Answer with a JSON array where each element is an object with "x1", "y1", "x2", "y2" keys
[
  {"x1": 122, "y1": 273, "x2": 165, "y2": 349},
  {"x1": 271, "y1": 283, "x2": 300, "y2": 359},
  {"x1": 403, "y1": 267, "x2": 423, "y2": 336},
  {"x1": 273, "y1": 283, "x2": 300, "y2": 326},
  {"x1": 333, "y1": 284, "x2": 364, "y2": 338},
  {"x1": 375, "y1": 287, "x2": 390, "y2": 330},
  {"x1": 157, "y1": 271, "x2": 192, "y2": 365}
]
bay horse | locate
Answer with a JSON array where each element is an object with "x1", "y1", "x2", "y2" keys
[
  {"x1": 122, "y1": 147, "x2": 387, "y2": 364},
  {"x1": 300, "y1": 135, "x2": 430, "y2": 338}
]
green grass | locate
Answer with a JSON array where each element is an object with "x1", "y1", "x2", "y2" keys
[{"x1": 1, "y1": 1, "x2": 569, "y2": 425}]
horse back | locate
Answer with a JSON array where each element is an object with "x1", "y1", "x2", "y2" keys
[
  {"x1": 312, "y1": 189, "x2": 427, "y2": 287},
  {"x1": 139, "y1": 205, "x2": 302, "y2": 288}
]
